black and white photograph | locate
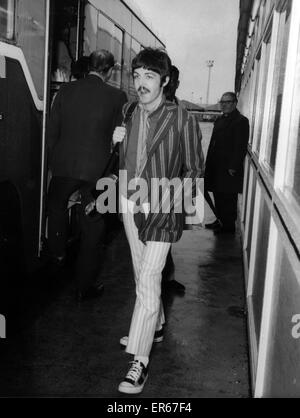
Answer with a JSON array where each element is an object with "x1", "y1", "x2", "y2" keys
[{"x1": 0, "y1": 0, "x2": 299, "y2": 401}]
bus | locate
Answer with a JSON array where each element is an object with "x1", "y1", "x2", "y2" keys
[
  {"x1": 236, "y1": 0, "x2": 300, "y2": 397},
  {"x1": 0, "y1": 0, "x2": 165, "y2": 299}
]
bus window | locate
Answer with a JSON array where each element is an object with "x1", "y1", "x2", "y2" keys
[
  {"x1": 97, "y1": 12, "x2": 123, "y2": 89},
  {"x1": 16, "y1": 0, "x2": 47, "y2": 100},
  {"x1": 129, "y1": 37, "x2": 141, "y2": 98},
  {"x1": 0, "y1": 0, "x2": 15, "y2": 40},
  {"x1": 84, "y1": 3, "x2": 97, "y2": 55}
]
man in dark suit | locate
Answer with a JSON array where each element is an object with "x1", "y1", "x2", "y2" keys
[
  {"x1": 47, "y1": 49, "x2": 127, "y2": 299},
  {"x1": 204, "y1": 92, "x2": 249, "y2": 234}
]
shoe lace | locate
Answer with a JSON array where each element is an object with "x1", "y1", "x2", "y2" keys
[{"x1": 126, "y1": 361, "x2": 143, "y2": 381}]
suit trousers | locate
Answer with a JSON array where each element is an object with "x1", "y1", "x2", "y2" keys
[
  {"x1": 213, "y1": 191, "x2": 238, "y2": 229},
  {"x1": 47, "y1": 176, "x2": 106, "y2": 291},
  {"x1": 121, "y1": 196, "x2": 171, "y2": 356}
]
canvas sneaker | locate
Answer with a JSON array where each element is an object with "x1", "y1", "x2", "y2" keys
[
  {"x1": 118, "y1": 360, "x2": 148, "y2": 394},
  {"x1": 119, "y1": 328, "x2": 164, "y2": 347}
]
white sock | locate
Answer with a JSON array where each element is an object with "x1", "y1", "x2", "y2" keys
[{"x1": 134, "y1": 356, "x2": 149, "y2": 367}]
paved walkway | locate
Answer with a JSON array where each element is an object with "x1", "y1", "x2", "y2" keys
[
  {"x1": 0, "y1": 121, "x2": 249, "y2": 398},
  {"x1": 0, "y1": 223, "x2": 249, "y2": 398}
]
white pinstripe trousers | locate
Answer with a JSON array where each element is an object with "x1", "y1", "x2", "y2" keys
[{"x1": 121, "y1": 196, "x2": 171, "y2": 356}]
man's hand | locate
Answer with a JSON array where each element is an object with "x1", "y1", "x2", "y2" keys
[
  {"x1": 228, "y1": 169, "x2": 236, "y2": 177},
  {"x1": 113, "y1": 126, "x2": 126, "y2": 145}
]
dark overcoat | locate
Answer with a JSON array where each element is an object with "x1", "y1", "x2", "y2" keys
[
  {"x1": 48, "y1": 74, "x2": 127, "y2": 182},
  {"x1": 204, "y1": 109, "x2": 249, "y2": 193}
]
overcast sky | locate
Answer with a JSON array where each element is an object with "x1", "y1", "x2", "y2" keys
[{"x1": 137, "y1": 0, "x2": 240, "y2": 105}]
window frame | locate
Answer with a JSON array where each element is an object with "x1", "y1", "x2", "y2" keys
[{"x1": 0, "y1": 0, "x2": 16, "y2": 41}]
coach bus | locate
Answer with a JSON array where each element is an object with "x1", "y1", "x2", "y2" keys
[
  {"x1": 0, "y1": 0, "x2": 165, "y2": 298},
  {"x1": 236, "y1": 0, "x2": 300, "y2": 397}
]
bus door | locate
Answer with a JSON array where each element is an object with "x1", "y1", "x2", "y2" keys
[
  {"x1": 50, "y1": 0, "x2": 86, "y2": 100},
  {"x1": 43, "y1": 0, "x2": 86, "y2": 247},
  {"x1": 0, "y1": 0, "x2": 50, "y2": 273}
]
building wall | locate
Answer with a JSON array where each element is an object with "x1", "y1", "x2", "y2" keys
[{"x1": 237, "y1": 0, "x2": 300, "y2": 397}]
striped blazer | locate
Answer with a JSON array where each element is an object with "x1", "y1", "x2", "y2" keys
[{"x1": 120, "y1": 101, "x2": 204, "y2": 243}]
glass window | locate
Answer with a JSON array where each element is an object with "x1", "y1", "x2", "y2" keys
[
  {"x1": 292, "y1": 123, "x2": 300, "y2": 199},
  {"x1": 97, "y1": 12, "x2": 123, "y2": 89},
  {"x1": 250, "y1": 57, "x2": 261, "y2": 145},
  {"x1": 0, "y1": 0, "x2": 15, "y2": 40},
  {"x1": 83, "y1": 3, "x2": 97, "y2": 55},
  {"x1": 130, "y1": 37, "x2": 141, "y2": 61},
  {"x1": 265, "y1": 3, "x2": 291, "y2": 171},
  {"x1": 97, "y1": 12, "x2": 114, "y2": 51},
  {"x1": 286, "y1": 31, "x2": 300, "y2": 203},
  {"x1": 245, "y1": 170, "x2": 257, "y2": 266},
  {"x1": 16, "y1": 0, "x2": 47, "y2": 99},
  {"x1": 251, "y1": 195, "x2": 271, "y2": 339},
  {"x1": 254, "y1": 33, "x2": 271, "y2": 154},
  {"x1": 129, "y1": 38, "x2": 141, "y2": 98}
]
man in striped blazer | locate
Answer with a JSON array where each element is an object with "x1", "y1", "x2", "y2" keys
[{"x1": 111, "y1": 48, "x2": 204, "y2": 394}]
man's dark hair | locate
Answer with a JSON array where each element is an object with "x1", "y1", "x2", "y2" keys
[
  {"x1": 132, "y1": 47, "x2": 171, "y2": 84},
  {"x1": 89, "y1": 50, "x2": 115, "y2": 74},
  {"x1": 71, "y1": 56, "x2": 90, "y2": 80},
  {"x1": 164, "y1": 65, "x2": 180, "y2": 102},
  {"x1": 222, "y1": 92, "x2": 238, "y2": 103}
]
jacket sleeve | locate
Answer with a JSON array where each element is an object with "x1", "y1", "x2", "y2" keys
[{"x1": 229, "y1": 116, "x2": 249, "y2": 171}]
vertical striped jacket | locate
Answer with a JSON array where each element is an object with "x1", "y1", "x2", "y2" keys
[{"x1": 120, "y1": 101, "x2": 204, "y2": 243}]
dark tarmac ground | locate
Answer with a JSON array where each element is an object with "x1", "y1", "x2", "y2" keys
[{"x1": 0, "y1": 218, "x2": 250, "y2": 398}]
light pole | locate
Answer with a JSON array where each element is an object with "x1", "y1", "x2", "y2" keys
[{"x1": 206, "y1": 60, "x2": 214, "y2": 105}]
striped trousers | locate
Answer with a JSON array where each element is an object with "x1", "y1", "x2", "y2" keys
[{"x1": 121, "y1": 196, "x2": 171, "y2": 356}]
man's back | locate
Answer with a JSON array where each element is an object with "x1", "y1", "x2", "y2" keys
[{"x1": 48, "y1": 74, "x2": 127, "y2": 182}]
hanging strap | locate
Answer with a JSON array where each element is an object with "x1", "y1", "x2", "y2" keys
[
  {"x1": 122, "y1": 101, "x2": 138, "y2": 126},
  {"x1": 88, "y1": 102, "x2": 138, "y2": 203}
]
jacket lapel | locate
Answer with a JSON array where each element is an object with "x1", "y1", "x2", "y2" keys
[{"x1": 139, "y1": 104, "x2": 177, "y2": 177}]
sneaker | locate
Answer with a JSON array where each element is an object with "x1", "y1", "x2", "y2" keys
[
  {"x1": 120, "y1": 328, "x2": 164, "y2": 347},
  {"x1": 118, "y1": 360, "x2": 148, "y2": 394}
]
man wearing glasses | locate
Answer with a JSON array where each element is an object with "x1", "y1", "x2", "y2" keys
[{"x1": 204, "y1": 92, "x2": 249, "y2": 234}]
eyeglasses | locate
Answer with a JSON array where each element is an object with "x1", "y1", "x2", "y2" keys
[{"x1": 219, "y1": 100, "x2": 234, "y2": 104}]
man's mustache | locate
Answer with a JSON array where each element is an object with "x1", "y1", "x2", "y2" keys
[{"x1": 138, "y1": 87, "x2": 150, "y2": 94}]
